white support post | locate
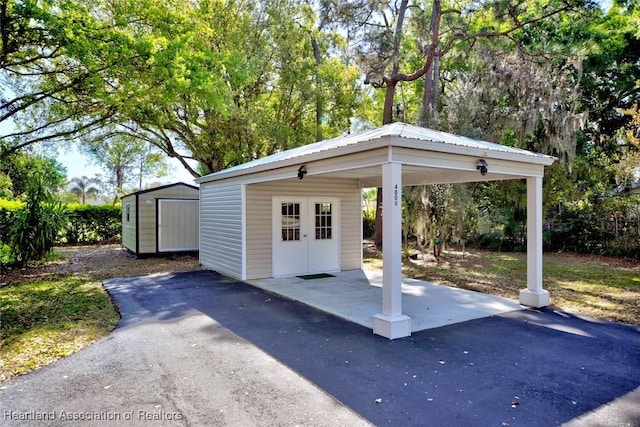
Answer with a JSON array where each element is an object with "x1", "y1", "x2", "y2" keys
[
  {"x1": 520, "y1": 176, "x2": 550, "y2": 307},
  {"x1": 373, "y1": 162, "x2": 411, "y2": 339}
]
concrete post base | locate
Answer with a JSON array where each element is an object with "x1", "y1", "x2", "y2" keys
[
  {"x1": 519, "y1": 289, "x2": 550, "y2": 308},
  {"x1": 372, "y1": 314, "x2": 411, "y2": 339}
]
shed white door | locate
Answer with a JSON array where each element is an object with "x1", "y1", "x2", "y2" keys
[
  {"x1": 158, "y1": 199, "x2": 199, "y2": 252},
  {"x1": 272, "y1": 197, "x2": 340, "y2": 277}
]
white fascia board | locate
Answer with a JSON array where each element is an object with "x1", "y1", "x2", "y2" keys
[
  {"x1": 392, "y1": 147, "x2": 545, "y2": 178},
  {"x1": 195, "y1": 137, "x2": 397, "y2": 184},
  {"x1": 390, "y1": 137, "x2": 556, "y2": 166},
  {"x1": 240, "y1": 183, "x2": 247, "y2": 281},
  {"x1": 196, "y1": 135, "x2": 555, "y2": 184},
  {"x1": 359, "y1": 173, "x2": 532, "y2": 188}
]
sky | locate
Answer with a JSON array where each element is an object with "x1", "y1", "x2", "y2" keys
[
  {"x1": 57, "y1": 146, "x2": 198, "y2": 188},
  {"x1": 0, "y1": 117, "x2": 196, "y2": 188}
]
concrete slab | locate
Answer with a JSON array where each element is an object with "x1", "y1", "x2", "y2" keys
[{"x1": 247, "y1": 269, "x2": 524, "y2": 333}]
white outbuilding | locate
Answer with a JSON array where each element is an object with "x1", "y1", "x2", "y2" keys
[
  {"x1": 121, "y1": 182, "x2": 199, "y2": 256},
  {"x1": 196, "y1": 122, "x2": 555, "y2": 339}
]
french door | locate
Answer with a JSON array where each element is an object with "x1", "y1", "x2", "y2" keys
[{"x1": 272, "y1": 197, "x2": 340, "y2": 277}]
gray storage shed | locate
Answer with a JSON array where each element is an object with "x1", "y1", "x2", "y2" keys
[{"x1": 121, "y1": 182, "x2": 199, "y2": 256}]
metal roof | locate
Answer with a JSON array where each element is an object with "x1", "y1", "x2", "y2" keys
[
  {"x1": 121, "y1": 182, "x2": 198, "y2": 198},
  {"x1": 196, "y1": 122, "x2": 555, "y2": 183}
]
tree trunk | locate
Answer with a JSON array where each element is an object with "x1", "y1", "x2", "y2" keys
[
  {"x1": 138, "y1": 151, "x2": 144, "y2": 190},
  {"x1": 421, "y1": 2, "x2": 441, "y2": 126},
  {"x1": 432, "y1": 55, "x2": 439, "y2": 123},
  {"x1": 422, "y1": 65, "x2": 434, "y2": 125},
  {"x1": 421, "y1": 55, "x2": 439, "y2": 126},
  {"x1": 373, "y1": 188, "x2": 383, "y2": 249},
  {"x1": 373, "y1": 0, "x2": 409, "y2": 250},
  {"x1": 374, "y1": 82, "x2": 400, "y2": 249},
  {"x1": 113, "y1": 167, "x2": 124, "y2": 205},
  {"x1": 382, "y1": 80, "x2": 398, "y2": 126},
  {"x1": 311, "y1": 37, "x2": 323, "y2": 142}
]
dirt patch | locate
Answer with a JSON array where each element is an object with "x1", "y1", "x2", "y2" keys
[{"x1": 1, "y1": 244, "x2": 201, "y2": 285}]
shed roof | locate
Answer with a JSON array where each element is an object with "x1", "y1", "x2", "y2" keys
[
  {"x1": 121, "y1": 182, "x2": 198, "y2": 199},
  {"x1": 197, "y1": 122, "x2": 555, "y2": 185}
]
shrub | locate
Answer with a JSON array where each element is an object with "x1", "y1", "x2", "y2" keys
[
  {"x1": 0, "y1": 200, "x2": 22, "y2": 245},
  {"x1": 0, "y1": 198, "x2": 121, "y2": 268},
  {"x1": 362, "y1": 206, "x2": 375, "y2": 238},
  {"x1": 541, "y1": 193, "x2": 640, "y2": 258},
  {"x1": 0, "y1": 200, "x2": 22, "y2": 271},
  {"x1": 63, "y1": 204, "x2": 121, "y2": 244},
  {"x1": 11, "y1": 181, "x2": 67, "y2": 267}
]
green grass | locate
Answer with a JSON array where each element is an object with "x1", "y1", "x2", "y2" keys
[
  {"x1": 364, "y1": 248, "x2": 640, "y2": 326},
  {"x1": 0, "y1": 275, "x2": 119, "y2": 382}
]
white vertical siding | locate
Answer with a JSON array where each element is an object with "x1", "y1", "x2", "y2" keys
[
  {"x1": 137, "y1": 193, "x2": 156, "y2": 253},
  {"x1": 136, "y1": 185, "x2": 199, "y2": 254},
  {"x1": 121, "y1": 195, "x2": 136, "y2": 252},
  {"x1": 245, "y1": 177, "x2": 361, "y2": 280},
  {"x1": 199, "y1": 180, "x2": 243, "y2": 279},
  {"x1": 158, "y1": 200, "x2": 199, "y2": 251}
]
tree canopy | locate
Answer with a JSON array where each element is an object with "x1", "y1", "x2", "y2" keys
[
  {"x1": 0, "y1": 0, "x2": 638, "y2": 256},
  {"x1": 1, "y1": 0, "x2": 361, "y2": 176}
]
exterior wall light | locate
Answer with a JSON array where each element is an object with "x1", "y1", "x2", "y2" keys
[
  {"x1": 477, "y1": 159, "x2": 488, "y2": 175},
  {"x1": 297, "y1": 165, "x2": 307, "y2": 180}
]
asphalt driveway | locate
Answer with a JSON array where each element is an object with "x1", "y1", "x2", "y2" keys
[{"x1": 1, "y1": 270, "x2": 639, "y2": 426}]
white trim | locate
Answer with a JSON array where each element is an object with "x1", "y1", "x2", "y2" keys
[
  {"x1": 374, "y1": 162, "x2": 411, "y2": 339},
  {"x1": 158, "y1": 246, "x2": 199, "y2": 252},
  {"x1": 359, "y1": 172, "x2": 526, "y2": 188},
  {"x1": 359, "y1": 188, "x2": 364, "y2": 269},
  {"x1": 254, "y1": 160, "x2": 385, "y2": 184},
  {"x1": 272, "y1": 196, "x2": 307, "y2": 277},
  {"x1": 196, "y1": 123, "x2": 555, "y2": 184},
  {"x1": 520, "y1": 176, "x2": 550, "y2": 307},
  {"x1": 157, "y1": 199, "x2": 199, "y2": 253},
  {"x1": 240, "y1": 183, "x2": 247, "y2": 280},
  {"x1": 197, "y1": 138, "x2": 393, "y2": 183},
  {"x1": 309, "y1": 197, "x2": 341, "y2": 274},
  {"x1": 197, "y1": 145, "x2": 548, "y2": 189},
  {"x1": 271, "y1": 196, "x2": 341, "y2": 277},
  {"x1": 380, "y1": 162, "x2": 403, "y2": 316},
  {"x1": 526, "y1": 177, "x2": 543, "y2": 291},
  {"x1": 391, "y1": 137, "x2": 555, "y2": 166},
  {"x1": 199, "y1": 189, "x2": 202, "y2": 255}
]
